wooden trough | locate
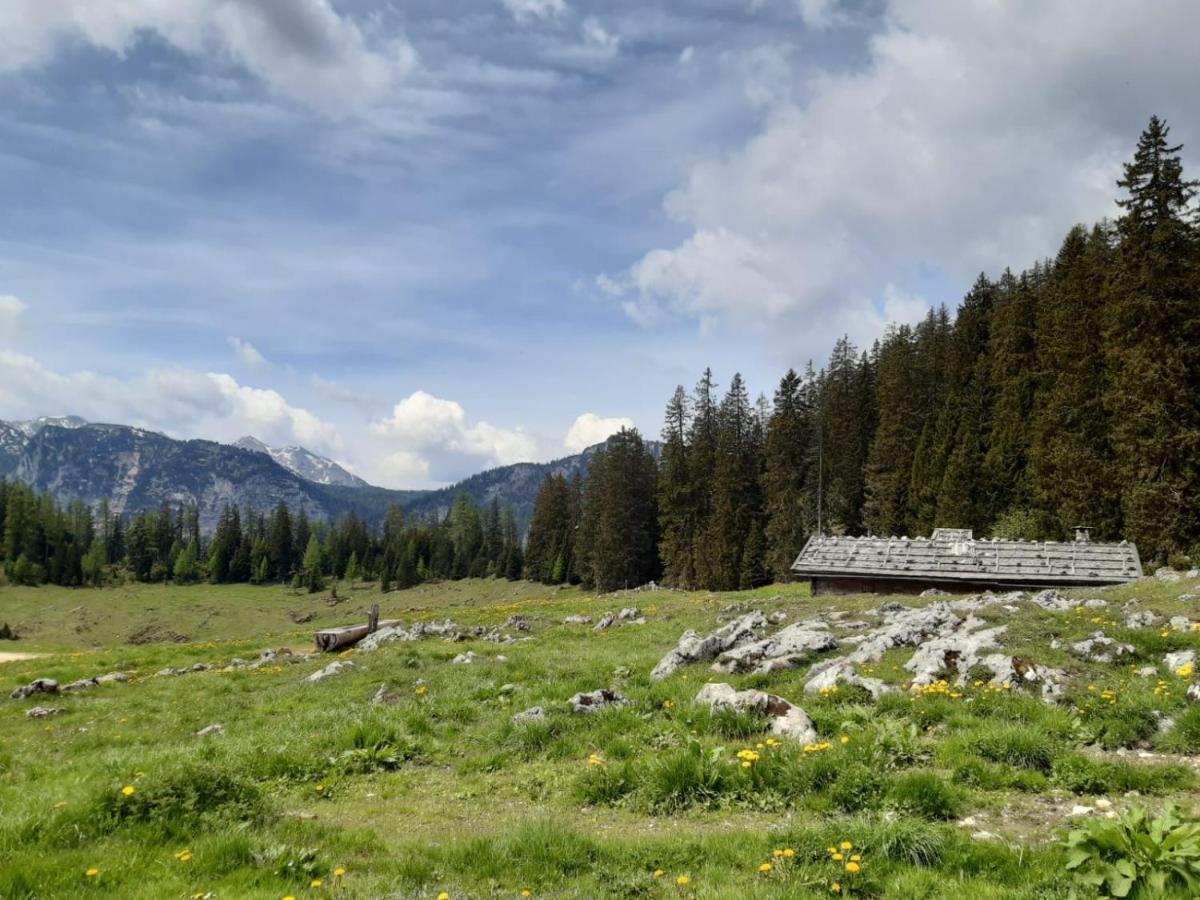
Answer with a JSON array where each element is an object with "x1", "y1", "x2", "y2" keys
[{"x1": 314, "y1": 604, "x2": 400, "y2": 652}]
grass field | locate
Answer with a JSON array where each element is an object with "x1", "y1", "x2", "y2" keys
[{"x1": 4, "y1": 574, "x2": 1200, "y2": 898}]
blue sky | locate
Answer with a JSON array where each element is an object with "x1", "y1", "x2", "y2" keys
[{"x1": 1, "y1": 0, "x2": 1198, "y2": 487}]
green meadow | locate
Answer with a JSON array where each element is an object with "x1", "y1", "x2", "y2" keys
[{"x1": 3, "y1": 575, "x2": 1200, "y2": 898}]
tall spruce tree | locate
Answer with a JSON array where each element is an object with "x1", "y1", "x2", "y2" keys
[
  {"x1": 1103, "y1": 116, "x2": 1200, "y2": 558},
  {"x1": 763, "y1": 368, "x2": 814, "y2": 577}
]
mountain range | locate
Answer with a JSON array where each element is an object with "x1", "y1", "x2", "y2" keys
[{"x1": 0, "y1": 417, "x2": 655, "y2": 532}]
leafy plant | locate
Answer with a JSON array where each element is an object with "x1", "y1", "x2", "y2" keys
[{"x1": 1064, "y1": 804, "x2": 1200, "y2": 897}]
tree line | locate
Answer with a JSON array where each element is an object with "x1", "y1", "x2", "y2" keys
[
  {"x1": 0, "y1": 478, "x2": 523, "y2": 591},
  {"x1": 524, "y1": 116, "x2": 1200, "y2": 591}
]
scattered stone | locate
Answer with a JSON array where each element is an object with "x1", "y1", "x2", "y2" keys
[
  {"x1": 1188, "y1": 684, "x2": 1200, "y2": 704},
  {"x1": 920, "y1": 588, "x2": 949, "y2": 597},
  {"x1": 25, "y1": 706, "x2": 63, "y2": 718},
  {"x1": 1070, "y1": 632, "x2": 1135, "y2": 664},
  {"x1": 767, "y1": 611, "x2": 788, "y2": 625},
  {"x1": 61, "y1": 677, "x2": 101, "y2": 692},
  {"x1": 804, "y1": 660, "x2": 889, "y2": 700},
  {"x1": 1125, "y1": 611, "x2": 1161, "y2": 629},
  {"x1": 1136, "y1": 666, "x2": 1158, "y2": 677},
  {"x1": 1069, "y1": 805, "x2": 1095, "y2": 817},
  {"x1": 711, "y1": 623, "x2": 838, "y2": 675},
  {"x1": 370, "y1": 684, "x2": 399, "y2": 706},
  {"x1": 569, "y1": 688, "x2": 630, "y2": 714},
  {"x1": 1165, "y1": 650, "x2": 1195, "y2": 672},
  {"x1": 306, "y1": 660, "x2": 354, "y2": 683},
  {"x1": 1156, "y1": 567, "x2": 1183, "y2": 584},
  {"x1": 10, "y1": 678, "x2": 59, "y2": 700},
  {"x1": 838, "y1": 620, "x2": 870, "y2": 630},
  {"x1": 504, "y1": 615, "x2": 534, "y2": 632},
  {"x1": 1050, "y1": 639, "x2": 1062, "y2": 650},
  {"x1": 1095, "y1": 798, "x2": 1113, "y2": 810},
  {"x1": 1083, "y1": 599, "x2": 1108, "y2": 609},
  {"x1": 979, "y1": 655, "x2": 1066, "y2": 702},
  {"x1": 694, "y1": 682, "x2": 818, "y2": 743},
  {"x1": 972, "y1": 831, "x2": 999, "y2": 841},
  {"x1": 195, "y1": 723, "x2": 224, "y2": 737},
  {"x1": 1031, "y1": 589, "x2": 1073, "y2": 612},
  {"x1": 875, "y1": 600, "x2": 907, "y2": 615},
  {"x1": 650, "y1": 611, "x2": 768, "y2": 679},
  {"x1": 96, "y1": 672, "x2": 129, "y2": 684},
  {"x1": 512, "y1": 706, "x2": 545, "y2": 724},
  {"x1": 563, "y1": 614, "x2": 592, "y2": 625},
  {"x1": 617, "y1": 607, "x2": 642, "y2": 621},
  {"x1": 452, "y1": 651, "x2": 479, "y2": 665},
  {"x1": 496, "y1": 654, "x2": 508, "y2": 662},
  {"x1": 1170, "y1": 616, "x2": 1193, "y2": 631},
  {"x1": 593, "y1": 614, "x2": 617, "y2": 631}
]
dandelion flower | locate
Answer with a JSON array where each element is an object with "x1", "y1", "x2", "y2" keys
[
  {"x1": 1178, "y1": 663, "x2": 1195, "y2": 678},
  {"x1": 654, "y1": 869, "x2": 664, "y2": 878},
  {"x1": 741, "y1": 761, "x2": 752, "y2": 769},
  {"x1": 773, "y1": 849, "x2": 784, "y2": 857},
  {"x1": 840, "y1": 735, "x2": 850, "y2": 744},
  {"x1": 832, "y1": 853, "x2": 843, "y2": 861},
  {"x1": 86, "y1": 868, "x2": 100, "y2": 877},
  {"x1": 850, "y1": 854, "x2": 860, "y2": 862},
  {"x1": 522, "y1": 892, "x2": 532, "y2": 898},
  {"x1": 334, "y1": 868, "x2": 346, "y2": 877},
  {"x1": 831, "y1": 885, "x2": 842, "y2": 894},
  {"x1": 827, "y1": 846, "x2": 837, "y2": 854},
  {"x1": 845, "y1": 862, "x2": 861, "y2": 874},
  {"x1": 840, "y1": 841, "x2": 853, "y2": 851},
  {"x1": 784, "y1": 848, "x2": 794, "y2": 858},
  {"x1": 676, "y1": 875, "x2": 690, "y2": 886},
  {"x1": 284, "y1": 896, "x2": 296, "y2": 900},
  {"x1": 758, "y1": 863, "x2": 772, "y2": 873},
  {"x1": 310, "y1": 879, "x2": 321, "y2": 888},
  {"x1": 121, "y1": 785, "x2": 136, "y2": 796},
  {"x1": 416, "y1": 686, "x2": 428, "y2": 696},
  {"x1": 438, "y1": 893, "x2": 449, "y2": 900}
]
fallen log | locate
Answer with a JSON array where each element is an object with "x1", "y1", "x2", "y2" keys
[{"x1": 315, "y1": 615, "x2": 399, "y2": 652}]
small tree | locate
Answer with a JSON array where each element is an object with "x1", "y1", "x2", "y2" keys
[
  {"x1": 345, "y1": 551, "x2": 362, "y2": 587},
  {"x1": 302, "y1": 535, "x2": 325, "y2": 594}
]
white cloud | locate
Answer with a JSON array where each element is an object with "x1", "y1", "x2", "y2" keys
[
  {"x1": 502, "y1": 0, "x2": 568, "y2": 22},
  {"x1": 606, "y1": 0, "x2": 1200, "y2": 340},
  {"x1": 0, "y1": 350, "x2": 341, "y2": 454},
  {"x1": 580, "y1": 17, "x2": 620, "y2": 59},
  {"x1": 0, "y1": 295, "x2": 28, "y2": 338},
  {"x1": 368, "y1": 390, "x2": 537, "y2": 482},
  {"x1": 564, "y1": 413, "x2": 634, "y2": 453},
  {"x1": 0, "y1": 0, "x2": 415, "y2": 114},
  {"x1": 227, "y1": 336, "x2": 268, "y2": 369}
]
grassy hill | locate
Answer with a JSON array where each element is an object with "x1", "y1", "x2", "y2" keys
[{"x1": 3, "y1": 575, "x2": 1200, "y2": 897}]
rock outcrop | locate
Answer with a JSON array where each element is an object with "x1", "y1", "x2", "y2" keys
[
  {"x1": 694, "y1": 682, "x2": 817, "y2": 743},
  {"x1": 650, "y1": 611, "x2": 768, "y2": 679}
]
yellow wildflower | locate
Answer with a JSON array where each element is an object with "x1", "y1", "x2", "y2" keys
[
  {"x1": 832, "y1": 853, "x2": 843, "y2": 861},
  {"x1": 676, "y1": 875, "x2": 690, "y2": 886},
  {"x1": 784, "y1": 848, "x2": 794, "y2": 858},
  {"x1": 831, "y1": 883, "x2": 842, "y2": 893},
  {"x1": 416, "y1": 686, "x2": 427, "y2": 696},
  {"x1": 840, "y1": 841, "x2": 853, "y2": 851},
  {"x1": 850, "y1": 854, "x2": 860, "y2": 862},
  {"x1": 758, "y1": 862, "x2": 772, "y2": 873},
  {"x1": 840, "y1": 735, "x2": 850, "y2": 744},
  {"x1": 1178, "y1": 663, "x2": 1195, "y2": 678},
  {"x1": 845, "y1": 862, "x2": 861, "y2": 874},
  {"x1": 121, "y1": 785, "x2": 135, "y2": 796},
  {"x1": 654, "y1": 869, "x2": 664, "y2": 878},
  {"x1": 86, "y1": 868, "x2": 100, "y2": 877},
  {"x1": 438, "y1": 893, "x2": 450, "y2": 900},
  {"x1": 522, "y1": 892, "x2": 532, "y2": 898},
  {"x1": 334, "y1": 868, "x2": 346, "y2": 877}
]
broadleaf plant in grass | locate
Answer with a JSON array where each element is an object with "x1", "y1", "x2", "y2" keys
[{"x1": 1064, "y1": 804, "x2": 1200, "y2": 897}]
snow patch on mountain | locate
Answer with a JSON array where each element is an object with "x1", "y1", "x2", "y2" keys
[{"x1": 233, "y1": 436, "x2": 367, "y2": 488}]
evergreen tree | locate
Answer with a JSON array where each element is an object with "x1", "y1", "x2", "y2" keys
[
  {"x1": 1103, "y1": 116, "x2": 1200, "y2": 558},
  {"x1": 657, "y1": 385, "x2": 696, "y2": 587},
  {"x1": 302, "y1": 534, "x2": 325, "y2": 593},
  {"x1": 762, "y1": 368, "x2": 814, "y2": 578}
]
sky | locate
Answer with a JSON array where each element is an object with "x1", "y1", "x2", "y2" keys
[{"x1": 1, "y1": 0, "x2": 1198, "y2": 489}]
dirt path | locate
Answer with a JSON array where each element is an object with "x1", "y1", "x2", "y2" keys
[{"x1": 0, "y1": 652, "x2": 46, "y2": 664}]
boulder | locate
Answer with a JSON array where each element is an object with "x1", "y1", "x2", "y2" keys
[
  {"x1": 1031, "y1": 589, "x2": 1073, "y2": 612},
  {"x1": 563, "y1": 615, "x2": 592, "y2": 625},
  {"x1": 195, "y1": 723, "x2": 224, "y2": 737},
  {"x1": 452, "y1": 651, "x2": 479, "y2": 665},
  {"x1": 1083, "y1": 599, "x2": 1108, "y2": 609},
  {"x1": 904, "y1": 625, "x2": 1007, "y2": 685},
  {"x1": 768, "y1": 611, "x2": 788, "y2": 625},
  {"x1": 617, "y1": 607, "x2": 642, "y2": 621},
  {"x1": 920, "y1": 588, "x2": 950, "y2": 597},
  {"x1": 1125, "y1": 611, "x2": 1161, "y2": 629},
  {"x1": 569, "y1": 688, "x2": 629, "y2": 714},
  {"x1": 25, "y1": 706, "x2": 63, "y2": 717},
  {"x1": 512, "y1": 706, "x2": 545, "y2": 724},
  {"x1": 1170, "y1": 616, "x2": 1193, "y2": 631},
  {"x1": 978, "y1": 654, "x2": 1066, "y2": 702},
  {"x1": 804, "y1": 660, "x2": 889, "y2": 699},
  {"x1": 62, "y1": 677, "x2": 101, "y2": 692},
  {"x1": 504, "y1": 615, "x2": 534, "y2": 632},
  {"x1": 593, "y1": 613, "x2": 617, "y2": 631},
  {"x1": 10, "y1": 678, "x2": 59, "y2": 700},
  {"x1": 306, "y1": 660, "x2": 354, "y2": 683},
  {"x1": 711, "y1": 623, "x2": 838, "y2": 675},
  {"x1": 650, "y1": 611, "x2": 768, "y2": 679},
  {"x1": 844, "y1": 602, "x2": 978, "y2": 665},
  {"x1": 96, "y1": 672, "x2": 129, "y2": 684},
  {"x1": 1156, "y1": 567, "x2": 1183, "y2": 584},
  {"x1": 1070, "y1": 631, "x2": 1135, "y2": 664},
  {"x1": 1188, "y1": 684, "x2": 1200, "y2": 704},
  {"x1": 694, "y1": 682, "x2": 817, "y2": 743},
  {"x1": 1166, "y1": 650, "x2": 1196, "y2": 672},
  {"x1": 370, "y1": 684, "x2": 399, "y2": 706}
]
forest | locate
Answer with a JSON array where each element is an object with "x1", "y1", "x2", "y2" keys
[{"x1": 1, "y1": 117, "x2": 1197, "y2": 593}]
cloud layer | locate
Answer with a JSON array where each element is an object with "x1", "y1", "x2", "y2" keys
[{"x1": 564, "y1": 412, "x2": 635, "y2": 452}]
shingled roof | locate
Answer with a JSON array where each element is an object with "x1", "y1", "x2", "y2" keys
[{"x1": 791, "y1": 528, "x2": 1142, "y2": 587}]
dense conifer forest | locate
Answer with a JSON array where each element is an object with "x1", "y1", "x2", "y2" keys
[{"x1": 2, "y1": 118, "x2": 1197, "y2": 592}]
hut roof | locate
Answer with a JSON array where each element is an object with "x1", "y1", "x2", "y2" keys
[{"x1": 790, "y1": 528, "x2": 1142, "y2": 587}]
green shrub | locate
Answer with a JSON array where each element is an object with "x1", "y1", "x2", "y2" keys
[
  {"x1": 1167, "y1": 554, "x2": 1192, "y2": 572},
  {"x1": 1052, "y1": 755, "x2": 1110, "y2": 795},
  {"x1": 1162, "y1": 705, "x2": 1200, "y2": 753},
  {"x1": 972, "y1": 725, "x2": 1056, "y2": 771},
  {"x1": 953, "y1": 759, "x2": 1046, "y2": 792},
  {"x1": 1086, "y1": 704, "x2": 1160, "y2": 750},
  {"x1": 828, "y1": 763, "x2": 890, "y2": 812},
  {"x1": 1065, "y1": 804, "x2": 1200, "y2": 897},
  {"x1": 644, "y1": 742, "x2": 730, "y2": 811},
  {"x1": 889, "y1": 771, "x2": 960, "y2": 820},
  {"x1": 93, "y1": 765, "x2": 265, "y2": 837},
  {"x1": 574, "y1": 759, "x2": 638, "y2": 806}
]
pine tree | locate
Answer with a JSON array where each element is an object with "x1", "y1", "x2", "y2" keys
[
  {"x1": 302, "y1": 534, "x2": 325, "y2": 593},
  {"x1": 863, "y1": 327, "x2": 921, "y2": 535},
  {"x1": 1103, "y1": 116, "x2": 1200, "y2": 558},
  {"x1": 657, "y1": 385, "x2": 696, "y2": 587}
]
